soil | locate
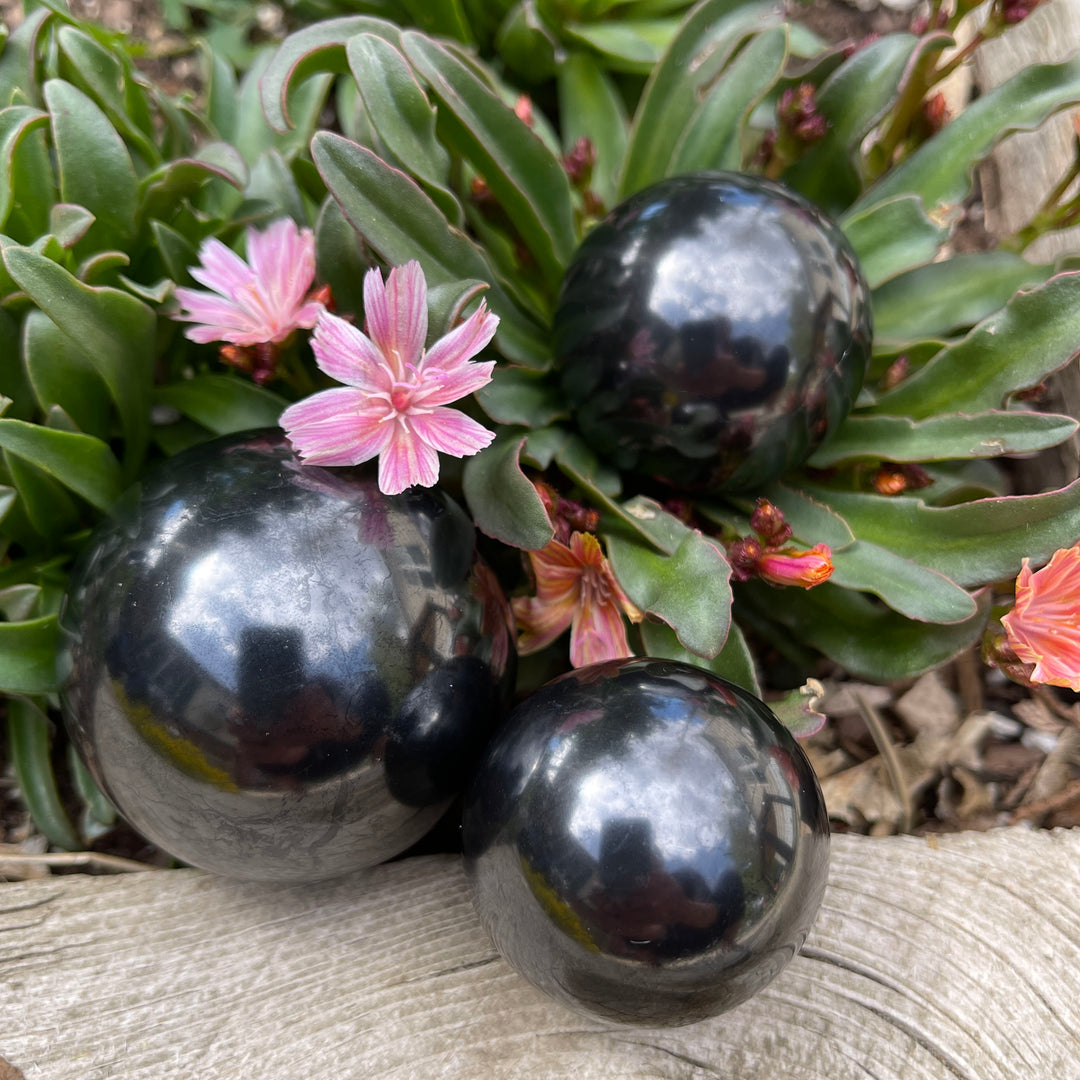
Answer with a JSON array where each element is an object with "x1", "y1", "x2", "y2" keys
[{"x1": 2, "y1": 0, "x2": 1079, "y2": 882}]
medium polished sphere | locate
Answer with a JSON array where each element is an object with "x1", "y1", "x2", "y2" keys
[
  {"x1": 463, "y1": 659, "x2": 830, "y2": 1026},
  {"x1": 554, "y1": 172, "x2": 872, "y2": 491},
  {"x1": 58, "y1": 430, "x2": 515, "y2": 881}
]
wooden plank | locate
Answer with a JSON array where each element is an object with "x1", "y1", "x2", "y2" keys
[{"x1": 3, "y1": 828, "x2": 1080, "y2": 1079}]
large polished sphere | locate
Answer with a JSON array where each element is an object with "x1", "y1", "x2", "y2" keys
[
  {"x1": 58, "y1": 430, "x2": 516, "y2": 881},
  {"x1": 463, "y1": 659, "x2": 830, "y2": 1026},
  {"x1": 554, "y1": 172, "x2": 872, "y2": 491}
]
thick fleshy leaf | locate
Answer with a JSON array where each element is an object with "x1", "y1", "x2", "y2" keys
[
  {"x1": 620, "y1": 0, "x2": 777, "y2": 197},
  {"x1": 872, "y1": 272, "x2": 1080, "y2": 419},
  {"x1": 556, "y1": 53, "x2": 629, "y2": 209},
  {"x1": 839, "y1": 195, "x2": 947, "y2": 288},
  {"x1": 156, "y1": 375, "x2": 288, "y2": 436},
  {"x1": 830, "y1": 540, "x2": 976, "y2": 623},
  {"x1": 202, "y1": 42, "x2": 239, "y2": 143},
  {"x1": 739, "y1": 579, "x2": 992, "y2": 682},
  {"x1": 48, "y1": 203, "x2": 94, "y2": 249},
  {"x1": 563, "y1": 18, "x2": 681, "y2": 73},
  {"x1": 0, "y1": 105, "x2": 49, "y2": 233},
  {"x1": 701, "y1": 483, "x2": 855, "y2": 550},
  {"x1": 56, "y1": 25, "x2": 159, "y2": 165},
  {"x1": 462, "y1": 431, "x2": 554, "y2": 549},
  {"x1": 852, "y1": 55, "x2": 1080, "y2": 218},
  {"x1": 640, "y1": 615, "x2": 760, "y2": 696},
  {"x1": 0, "y1": 308, "x2": 31, "y2": 419},
  {"x1": 4, "y1": 452, "x2": 79, "y2": 540},
  {"x1": 397, "y1": 0, "x2": 475, "y2": 43},
  {"x1": 802, "y1": 479, "x2": 1080, "y2": 587},
  {"x1": 604, "y1": 521, "x2": 732, "y2": 658},
  {"x1": 0, "y1": 419, "x2": 122, "y2": 511},
  {"x1": 246, "y1": 150, "x2": 306, "y2": 224},
  {"x1": 872, "y1": 252, "x2": 1053, "y2": 341},
  {"x1": 554, "y1": 433, "x2": 622, "y2": 497},
  {"x1": 402, "y1": 32, "x2": 577, "y2": 289},
  {"x1": 261, "y1": 17, "x2": 402, "y2": 133},
  {"x1": 346, "y1": 34, "x2": 461, "y2": 226},
  {"x1": 496, "y1": 2, "x2": 561, "y2": 83},
  {"x1": 3, "y1": 246, "x2": 153, "y2": 476},
  {"x1": 670, "y1": 26, "x2": 788, "y2": 175},
  {"x1": 44, "y1": 80, "x2": 138, "y2": 252},
  {"x1": 809, "y1": 411, "x2": 1078, "y2": 466},
  {"x1": 475, "y1": 367, "x2": 567, "y2": 427},
  {"x1": 7, "y1": 695, "x2": 79, "y2": 847},
  {"x1": 149, "y1": 219, "x2": 198, "y2": 286},
  {"x1": 0, "y1": 8, "x2": 49, "y2": 108},
  {"x1": 314, "y1": 196, "x2": 369, "y2": 319},
  {"x1": 312, "y1": 132, "x2": 549, "y2": 368},
  {"x1": 783, "y1": 33, "x2": 943, "y2": 214},
  {"x1": 23, "y1": 309, "x2": 112, "y2": 440},
  {"x1": 522, "y1": 425, "x2": 569, "y2": 469},
  {"x1": 138, "y1": 151, "x2": 246, "y2": 223}
]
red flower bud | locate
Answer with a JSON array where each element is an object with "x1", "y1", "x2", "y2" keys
[
  {"x1": 757, "y1": 544, "x2": 834, "y2": 589},
  {"x1": 750, "y1": 498, "x2": 793, "y2": 546}
]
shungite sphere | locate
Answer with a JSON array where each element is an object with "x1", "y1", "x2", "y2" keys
[
  {"x1": 57, "y1": 430, "x2": 516, "y2": 881},
  {"x1": 463, "y1": 659, "x2": 830, "y2": 1026},
  {"x1": 554, "y1": 172, "x2": 872, "y2": 491}
]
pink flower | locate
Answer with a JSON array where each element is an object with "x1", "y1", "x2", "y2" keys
[
  {"x1": 1002, "y1": 544, "x2": 1080, "y2": 691},
  {"x1": 513, "y1": 532, "x2": 642, "y2": 668},
  {"x1": 281, "y1": 261, "x2": 498, "y2": 495},
  {"x1": 757, "y1": 543, "x2": 834, "y2": 589},
  {"x1": 173, "y1": 218, "x2": 324, "y2": 346}
]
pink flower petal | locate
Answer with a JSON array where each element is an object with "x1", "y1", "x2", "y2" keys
[
  {"x1": 281, "y1": 387, "x2": 393, "y2": 466},
  {"x1": 363, "y1": 261, "x2": 427, "y2": 377},
  {"x1": 311, "y1": 310, "x2": 392, "y2": 392},
  {"x1": 406, "y1": 407, "x2": 494, "y2": 457},
  {"x1": 410, "y1": 359, "x2": 496, "y2": 409},
  {"x1": 513, "y1": 592, "x2": 577, "y2": 655},
  {"x1": 421, "y1": 301, "x2": 499, "y2": 373},
  {"x1": 570, "y1": 592, "x2": 634, "y2": 668},
  {"x1": 378, "y1": 419, "x2": 440, "y2": 494},
  {"x1": 247, "y1": 219, "x2": 316, "y2": 315},
  {"x1": 189, "y1": 238, "x2": 253, "y2": 297}
]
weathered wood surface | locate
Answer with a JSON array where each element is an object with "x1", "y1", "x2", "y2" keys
[{"x1": 3, "y1": 828, "x2": 1080, "y2": 1079}]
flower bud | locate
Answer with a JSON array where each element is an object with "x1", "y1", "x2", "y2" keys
[
  {"x1": 757, "y1": 544, "x2": 834, "y2": 589},
  {"x1": 750, "y1": 498, "x2": 793, "y2": 545}
]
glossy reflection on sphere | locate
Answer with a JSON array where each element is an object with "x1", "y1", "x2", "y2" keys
[
  {"x1": 58, "y1": 430, "x2": 515, "y2": 882},
  {"x1": 554, "y1": 172, "x2": 872, "y2": 491},
  {"x1": 463, "y1": 659, "x2": 830, "y2": 1026}
]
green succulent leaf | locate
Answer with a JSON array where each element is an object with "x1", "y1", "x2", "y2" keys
[
  {"x1": 702, "y1": 482, "x2": 855, "y2": 550},
  {"x1": 260, "y1": 16, "x2": 402, "y2": 133},
  {"x1": 56, "y1": 25, "x2": 159, "y2": 165},
  {"x1": 202, "y1": 42, "x2": 239, "y2": 143},
  {"x1": 138, "y1": 152, "x2": 247, "y2": 223},
  {"x1": 346, "y1": 34, "x2": 461, "y2": 225},
  {"x1": 738, "y1": 579, "x2": 991, "y2": 682},
  {"x1": 48, "y1": 203, "x2": 94, "y2": 249},
  {"x1": 800, "y1": 478, "x2": 1080, "y2": 586},
  {"x1": 784, "y1": 33, "x2": 943, "y2": 214},
  {"x1": 604, "y1": 522, "x2": 732, "y2": 659},
  {"x1": 7, "y1": 694, "x2": 79, "y2": 846},
  {"x1": 0, "y1": 105, "x2": 49, "y2": 234},
  {"x1": 402, "y1": 31, "x2": 577, "y2": 289},
  {"x1": 830, "y1": 540, "x2": 977, "y2": 623},
  {"x1": 156, "y1": 375, "x2": 288, "y2": 436},
  {"x1": 0, "y1": 8, "x2": 50, "y2": 109},
  {"x1": 397, "y1": 0, "x2": 475, "y2": 43},
  {"x1": 476, "y1": 367, "x2": 568, "y2": 427},
  {"x1": 839, "y1": 195, "x2": 947, "y2": 288},
  {"x1": 871, "y1": 252, "x2": 1053, "y2": 341},
  {"x1": 555, "y1": 433, "x2": 622, "y2": 498},
  {"x1": 853, "y1": 54, "x2": 1080, "y2": 218},
  {"x1": 314, "y1": 195, "x2": 370, "y2": 318},
  {"x1": 4, "y1": 452, "x2": 79, "y2": 540},
  {"x1": 871, "y1": 272, "x2": 1080, "y2": 418},
  {"x1": 522, "y1": 424, "x2": 569, "y2": 469},
  {"x1": 670, "y1": 25, "x2": 788, "y2": 175},
  {"x1": 44, "y1": 79, "x2": 138, "y2": 252},
  {"x1": 0, "y1": 308, "x2": 32, "y2": 419},
  {"x1": 149, "y1": 219, "x2": 198, "y2": 286},
  {"x1": 496, "y1": 1, "x2": 560, "y2": 83},
  {"x1": 620, "y1": 0, "x2": 778, "y2": 196},
  {"x1": 640, "y1": 617, "x2": 760, "y2": 696},
  {"x1": 246, "y1": 150, "x2": 307, "y2": 224},
  {"x1": 809, "y1": 411, "x2": 1078, "y2": 466},
  {"x1": 0, "y1": 419, "x2": 122, "y2": 511},
  {"x1": 556, "y1": 53, "x2": 629, "y2": 209},
  {"x1": 462, "y1": 431, "x2": 554, "y2": 549},
  {"x1": 3, "y1": 246, "x2": 153, "y2": 476},
  {"x1": 312, "y1": 131, "x2": 550, "y2": 368},
  {"x1": 563, "y1": 18, "x2": 682, "y2": 74},
  {"x1": 23, "y1": 309, "x2": 112, "y2": 440}
]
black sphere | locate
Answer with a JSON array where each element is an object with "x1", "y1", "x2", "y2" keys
[
  {"x1": 57, "y1": 430, "x2": 516, "y2": 881},
  {"x1": 463, "y1": 659, "x2": 830, "y2": 1026},
  {"x1": 554, "y1": 172, "x2": 872, "y2": 491}
]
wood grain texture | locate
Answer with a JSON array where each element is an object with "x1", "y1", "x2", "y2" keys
[{"x1": 3, "y1": 828, "x2": 1080, "y2": 1079}]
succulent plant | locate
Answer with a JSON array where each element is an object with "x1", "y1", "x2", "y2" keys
[{"x1": 4, "y1": 0, "x2": 1080, "y2": 849}]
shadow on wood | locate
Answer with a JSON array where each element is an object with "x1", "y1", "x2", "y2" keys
[{"x1": 2, "y1": 828, "x2": 1079, "y2": 1079}]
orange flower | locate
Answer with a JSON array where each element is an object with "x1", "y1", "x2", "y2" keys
[
  {"x1": 513, "y1": 532, "x2": 642, "y2": 668},
  {"x1": 757, "y1": 543, "x2": 834, "y2": 589},
  {"x1": 1001, "y1": 544, "x2": 1080, "y2": 691}
]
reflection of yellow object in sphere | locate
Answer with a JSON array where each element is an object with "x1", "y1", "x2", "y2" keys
[
  {"x1": 113, "y1": 681, "x2": 239, "y2": 792},
  {"x1": 521, "y1": 855, "x2": 600, "y2": 953}
]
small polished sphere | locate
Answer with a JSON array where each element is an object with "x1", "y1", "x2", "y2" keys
[
  {"x1": 58, "y1": 430, "x2": 516, "y2": 881},
  {"x1": 463, "y1": 659, "x2": 830, "y2": 1026},
  {"x1": 554, "y1": 172, "x2": 872, "y2": 491}
]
